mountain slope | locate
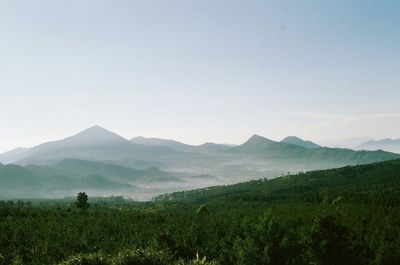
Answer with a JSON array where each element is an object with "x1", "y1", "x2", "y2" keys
[
  {"x1": 53, "y1": 159, "x2": 175, "y2": 183},
  {"x1": 0, "y1": 147, "x2": 30, "y2": 164},
  {"x1": 130, "y1": 136, "x2": 233, "y2": 153},
  {"x1": 3, "y1": 126, "x2": 182, "y2": 167},
  {"x1": 130, "y1": 137, "x2": 194, "y2": 152},
  {"x1": 281, "y1": 136, "x2": 321, "y2": 149}
]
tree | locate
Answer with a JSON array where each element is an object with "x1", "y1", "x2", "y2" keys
[{"x1": 75, "y1": 192, "x2": 89, "y2": 210}]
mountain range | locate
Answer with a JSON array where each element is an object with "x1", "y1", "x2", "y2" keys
[{"x1": 0, "y1": 126, "x2": 399, "y2": 200}]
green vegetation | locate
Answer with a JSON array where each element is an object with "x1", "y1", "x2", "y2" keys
[{"x1": 0, "y1": 160, "x2": 399, "y2": 264}]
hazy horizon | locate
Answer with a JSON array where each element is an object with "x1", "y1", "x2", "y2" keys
[
  {"x1": 1, "y1": 0, "x2": 399, "y2": 152},
  {"x1": 0, "y1": 124, "x2": 397, "y2": 153}
]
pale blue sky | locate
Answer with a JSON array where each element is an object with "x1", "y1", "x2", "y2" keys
[{"x1": 0, "y1": 0, "x2": 399, "y2": 152}]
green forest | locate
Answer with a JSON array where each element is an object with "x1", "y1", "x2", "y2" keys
[{"x1": 1, "y1": 160, "x2": 400, "y2": 265}]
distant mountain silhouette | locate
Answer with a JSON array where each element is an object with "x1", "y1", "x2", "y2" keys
[
  {"x1": 230, "y1": 135, "x2": 399, "y2": 167},
  {"x1": 281, "y1": 136, "x2": 321, "y2": 149},
  {"x1": 358, "y1": 138, "x2": 400, "y2": 153},
  {"x1": 130, "y1": 136, "x2": 194, "y2": 152},
  {"x1": 130, "y1": 136, "x2": 234, "y2": 153},
  {"x1": 0, "y1": 127, "x2": 398, "y2": 171},
  {"x1": 241, "y1": 134, "x2": 276, "y2": 148},
  {"x1": 62, "y1": 125, "x2": 129, "y2": 145},
  {"x1": 0, "y1": 126, "x2": 180, "y2": 167},
  {"x1": 0, "y1": 147, "x2": 30, "y2": 164}
]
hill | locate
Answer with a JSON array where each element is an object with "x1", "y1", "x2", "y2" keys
[
  {"x1": 0, "y1": 159, "x2": 180, "y2": 199},
  {"x1": 157, "y1": 159, "x2": 400, "y2": 205}
]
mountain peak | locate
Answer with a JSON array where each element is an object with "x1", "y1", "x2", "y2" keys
[
  {"x1": 281, "y1": 136, "x2": 320, "y2": 149},
  {"x1": 64, "y1": 126, "x2": 129, "y2": 146},
  {"x1": 249, "y1": 134, "x2": 274, "y2": 141},
  {"x1": 242, "y1": 134, "x2": 275, "y2": 147},
  {"x1": 80, "y1": 125, "x2": 109, "y2": 134},
  {"x1": 282, "y1": 136, "x2": 302, "y2": 142}
]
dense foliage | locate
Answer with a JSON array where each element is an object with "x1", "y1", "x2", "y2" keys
[{"x1": 0, "y1": 160, "x2": 399, "y2": 264}]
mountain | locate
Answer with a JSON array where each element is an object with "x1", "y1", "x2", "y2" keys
[
  {"x1": 196, "y1": 142, "x2": 233, "y2": 153},
  {"x1": 230, "y1": 135, "x2": 400, "y2": 168},
  {"x1": 0, "y1": 147, "x2": 30, "y2": 164},
  {"x1": 0, "y1": 126, "x2": 129, "y2": 164},
  {"x1": 358, "y1": 138, "x2": 400, "y2": 153},
  {"x1": 241, "y1": 134, "x2": 276, "y2": 148},
  {"x1": 130, "y1": 136, "x2": 194, "y2": 152},
  {"x1": 57, "y1": 125, "x2": 129, "y2": 146},
  {"x1": 281, "y1": 136, "x2": 321, "y2": 149},
  {"x1": 0, "y1": 126, "x2": 181, "y2": 167}
]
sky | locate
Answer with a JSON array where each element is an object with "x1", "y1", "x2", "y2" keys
[{"x1": 0, "y1": 0, "x2": 399, "y2": 152}]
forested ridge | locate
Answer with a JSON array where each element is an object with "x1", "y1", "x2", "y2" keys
[
  {"x1": 1, "y1": 160, "x2": 400, "y2": 264},
  {"x1": 157, "y1": 159, "x2": 400, "y2": 206}
]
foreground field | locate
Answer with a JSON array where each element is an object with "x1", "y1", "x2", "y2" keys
[{"x1": 0, "y1": 160, "x2": 400, "y2": 265}]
